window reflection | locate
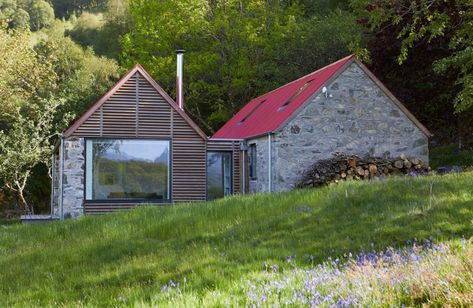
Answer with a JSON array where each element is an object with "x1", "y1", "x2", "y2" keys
[
  {"x1": 207, "y1": 152, "x2": 232, "y2": 200},
  {"x1": 85, "y1": 139, "x2": 170, "y2": 201}
]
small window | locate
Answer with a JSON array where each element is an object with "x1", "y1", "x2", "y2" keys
[
  {"x1": 238, "y1": 99, "x2": 266, "y2": 125},
  {"x1": 248, "y1": 144, "x2": 257, "y2": 180},
  {"x1": 278, "y1": 79, "x2": 314, "y2": 111}
]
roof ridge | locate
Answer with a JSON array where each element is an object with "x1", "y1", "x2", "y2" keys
[{"x1": 248, "y1": 54, "x2": 354, "y2": 103}]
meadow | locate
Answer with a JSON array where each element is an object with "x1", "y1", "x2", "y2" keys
[{"x1": 0, "y1": 172, "x2": 472, "y2": 306}]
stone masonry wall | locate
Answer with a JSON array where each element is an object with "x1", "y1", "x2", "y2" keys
[
  {"x1": 51, "y1": 152, "x2": 60, "y2": 216},
  {"x1": 61, "y1": 137, "x2": 85, "y2": 218},
  {"x1": 272, "y1": 62, "x2": 429, "y2": 192}
]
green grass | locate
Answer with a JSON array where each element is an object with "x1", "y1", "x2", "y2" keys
[
  {"x1": 0, "y1": 218, "x2": 19, "y2": 226},
  {"x1": 430, "y1": 144, "x2": 473, "y2": 169},
  {"x1": 1, "y1": 172, "x2": 472, "y2": 306}
]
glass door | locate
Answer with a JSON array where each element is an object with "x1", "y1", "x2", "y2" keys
[{"x1": 207, "y1": 152, "x2": 232, "y2": 200}]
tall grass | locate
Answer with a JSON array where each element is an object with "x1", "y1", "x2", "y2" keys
[
  {"x1": 0, "y1": 172, "x2": 472, "y2": 306},
  {"x1": 152, "y1": 239, "x2": 473, "y2": 307}
]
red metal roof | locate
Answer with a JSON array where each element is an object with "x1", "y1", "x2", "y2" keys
[{"x1": 212, "y1": 55, "x2": 355, "y2": 139}]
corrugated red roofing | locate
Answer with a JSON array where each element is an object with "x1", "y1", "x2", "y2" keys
[{"x1": 212, "y1": 54, "x2": 355, "y2": 139}]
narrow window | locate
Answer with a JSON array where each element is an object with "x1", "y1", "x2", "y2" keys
[
  {"x1": 238, "y1": 99, "x2": 266, "y2": 125},
  {"x1": 278, "y1": 79, "x2": 314, "y2": 111},
  {"x1": 248, "y1": 144, "x2": 257, "y2": 180}
]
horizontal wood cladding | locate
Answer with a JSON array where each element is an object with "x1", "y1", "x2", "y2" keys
[
  {"x1": 73, "y1": 72, "x2": 175, "y2": 138},
  {"x1": 172, "y1": 108, "x2": 206, "y2": 202},
  {"x1": 84, "y1": 202, "x2": 159, "y2": 214},
  {"x1": 73, "y1": 70, "x2": 208, "y2": 206},
  {"x1": 207, "y1": 139, "x2": 242, "y2": 194}
]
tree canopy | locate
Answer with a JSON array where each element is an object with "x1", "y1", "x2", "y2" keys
[
  {"x1": 350, "y1": 0, "x2": 473, "y2": 113},
  {"x1": 121, "y1": 0, "x2": 364, "y2": 131},
  {"x1": 0, "y1": 21, "x2": 118, "y2": 212}
]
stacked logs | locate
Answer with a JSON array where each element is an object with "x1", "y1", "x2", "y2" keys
[{"x1": 297, "y1": 153, "x2": 429, "y2": 188}]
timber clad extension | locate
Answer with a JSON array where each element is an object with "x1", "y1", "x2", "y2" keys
[
  {"x1": 53, "y1": 65, "x2": 239, "y2": 216},
  {"x1": 53, "y1": 54, "x2": 431, "y2": 218}
]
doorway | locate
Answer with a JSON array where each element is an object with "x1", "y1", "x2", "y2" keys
[{"x1": 207, "y1": 152, "x2": 232, "y2": 200}]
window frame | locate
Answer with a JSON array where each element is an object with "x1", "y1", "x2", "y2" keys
[
  {"x1": 248, "y1": 143, "x2": 257, "y2": 180},
  {"x1": 84, "y1": 138, "x2": 172, "y2": 203},
  {"x1": 206, "y1": 151, "x2": 233, "y2": 200}
]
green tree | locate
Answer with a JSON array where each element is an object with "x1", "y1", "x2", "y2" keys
[
  {"x1": 0, "y1": 99, "x2": 67, "y2": 213},
  {"x1": 11, "y1": 8, "x2": 29, "y2": 29},
  {"x1": 350, "y1": 0, "x2": 473, "y2": 113},
  {"x1": 0, "y1": 0, "x2": 55, "y2": 31},
  {"x1": 121, "y1": 0, "x2": 364, "y2": 132},
  {"x1": 0, "y1": 26, "x2": 56, "y2": 123},
  {"x1": 36, "y1": 20, "x2": 120, "y2": 118},
  {"x1": 0, "y1": 23, "x2": 118, "y2": 213},
  {"x1": 50, "y1": 0, "x2": 107, "y2": 18},
  {"x1": 66, "y1": 1, "x2": 130, "y2": 59},
  {"x1": 28, "y1": 0, "x2": 54, "y2": 31}
]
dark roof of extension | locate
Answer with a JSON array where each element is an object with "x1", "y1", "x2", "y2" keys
[
  {"x1": 63, "y1": 64, "x2": 208, "y2": 140},
  {"x1": 212, "y1": 55, "x2": 432, "y2": 139}
]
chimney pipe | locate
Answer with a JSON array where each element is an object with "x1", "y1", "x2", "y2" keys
[{"x1": 176, "y1": 49, "x2": 184, "y2": 110}]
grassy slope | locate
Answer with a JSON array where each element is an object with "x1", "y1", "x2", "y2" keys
[{"x1": 1, "y1": 172, "x2": 472, "y2": 306}]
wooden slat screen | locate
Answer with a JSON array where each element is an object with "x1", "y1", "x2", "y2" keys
[
  {"x1": 172, "y1": 110, "x2": 207, "y2": 202},
  {"x1": 71, "y1": 71, "x2": 208, "y2": 211}
]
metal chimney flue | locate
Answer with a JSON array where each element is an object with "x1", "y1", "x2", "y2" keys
[{"x1": 176, "y1": 49, "x2": 185, "y2": 110}]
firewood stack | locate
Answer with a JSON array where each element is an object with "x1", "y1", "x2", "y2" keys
[{"x1": 297, "y1": 153, "x2": 429, "y2": 188}]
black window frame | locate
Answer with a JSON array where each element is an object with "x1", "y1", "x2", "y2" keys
[
  {"x1": 84, "y1": 137, "x2": 172, "y2": 203},
  {"x1": 248, "y1": 144, "x2": 257, "y2": 180}
]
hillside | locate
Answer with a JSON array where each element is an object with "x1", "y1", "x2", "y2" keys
[{"x1": 1, "y1": 172, "x2": 472, "y2": 306}]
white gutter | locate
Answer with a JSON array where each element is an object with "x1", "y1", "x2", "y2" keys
[
  {"x1": 268, "y1": 133, "x2": 272, "y2": 192},
  {"x1": 58, "y1": 135, "x2": 64, "y2": 221},
  {"x1": 241, "y1": 150, "x2": 246, "y2": 193}
]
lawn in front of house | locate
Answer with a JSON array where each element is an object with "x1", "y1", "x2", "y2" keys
[{"x1": 0, "y1": 172, "x2": 472, "y2": 306}]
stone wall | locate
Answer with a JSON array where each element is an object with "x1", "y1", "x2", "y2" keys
[
  {"x1": 272, "y1": 62, "x2": 429, "y2": 192},
  {"x1": 51, "y1": 152, "x2": 59, "y2": 216},
  {"x1": 61, "y1": 137, "x2": 85, "y2": 218}
]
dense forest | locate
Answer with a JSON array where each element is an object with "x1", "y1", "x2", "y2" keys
[{"x1": 0, "y1": 0, "x2": 472, "y2": 214}]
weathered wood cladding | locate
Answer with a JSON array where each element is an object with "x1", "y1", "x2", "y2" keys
[
  {"x1": 71, "y1": 71, "x2": 207, "y2": 209},
  {"x1": 207, "y1": 139, "x2": 242, "y2": 194},
  {"x1": 84, "y1": 202, "x2": 146, "y2": 215}
]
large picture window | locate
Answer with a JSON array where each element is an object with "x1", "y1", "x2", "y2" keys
[{"x1": 85, "y1": 139, "x2": 170, "y2": 201}]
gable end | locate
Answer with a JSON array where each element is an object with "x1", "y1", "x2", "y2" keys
[
  {"x1": 64, "y1": 64, "x2": 207, "y2": 140},
  {"x1": 276, "y1": 60, "x2": 432, "y2": 138}
]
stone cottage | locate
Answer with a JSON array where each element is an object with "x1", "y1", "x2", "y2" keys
[
  {"x1": 212, "y1": 55, "x2": 431, "y2": 192},
  {"x1": 51, "y1": 53, "x2": 431, "y2": 218}
]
